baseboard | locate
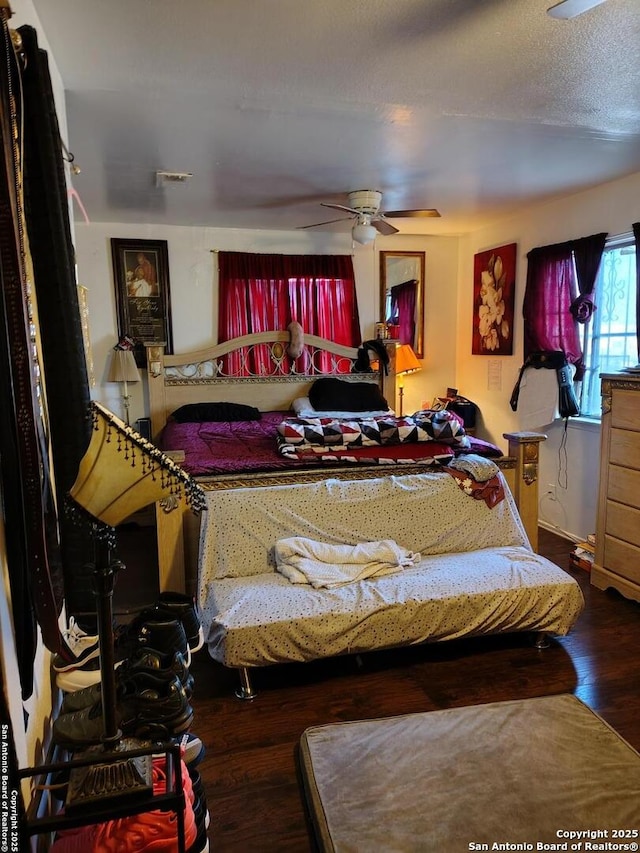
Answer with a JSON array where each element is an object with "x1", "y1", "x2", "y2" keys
[{"x1": 538, "y1": 519, "x2": 580, "y2": 543}]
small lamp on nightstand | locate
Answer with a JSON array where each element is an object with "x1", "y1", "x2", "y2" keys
[
  {"x1": 395, "y1": 344, "x2": 422, "y2": 416},
  {"x1": 107, "y1": 347, "x2": 139, "y2": 424}
]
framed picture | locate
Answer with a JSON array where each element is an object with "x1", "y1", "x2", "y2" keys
[
  {"x1": 472, "y1": 243, "x2": 516, "y2": 355},
  {"x1": 111, "y1": 238, "x2": 173, "y2": 366}
]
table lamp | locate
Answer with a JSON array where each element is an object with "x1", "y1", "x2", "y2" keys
[
  {"x1": 394, "y1": 344, "x2": 422, "y2": 416},
  {"x1": 107, "y1": 348, "x2": 140, "y2": 424}
]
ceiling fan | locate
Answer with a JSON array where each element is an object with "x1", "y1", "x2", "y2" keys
[
  {"x1": 547, "y1": 0, "x2": 608, "y2": 18},
  {"x1": 299, "y1": 190, "x2": 441, "y2": 245}
]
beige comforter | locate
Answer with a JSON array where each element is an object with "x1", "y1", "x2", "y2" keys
[{"x1": 197, "y1": 472, "x2": 584, "y2": 668}]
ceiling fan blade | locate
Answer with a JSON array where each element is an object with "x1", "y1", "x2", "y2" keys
[
  {"x1": 547, "y1": 0, "x2": 608, "y2": 19},
  {"x1": 320, "y1": 202, "x2": 361, "y2": 215},
  {"x1": 373, "y1": 218, "x2": 399, "y2": 236},
  {"x1": 297, "y1": 216, "x2": 354, "y2": 230},
  {"x1": 383, "y1": 208, "x2": 441, "y2": 219}
]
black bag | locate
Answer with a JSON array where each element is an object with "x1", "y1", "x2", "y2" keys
[
  {"x1": 510, "y1": 351, "x2": 580, "y2": 418},
  {"x1": 352, "y1": 339, "x2": 390, "y2": 375},
  {"x1": 447, "y1": 396, "x2": 477, "y2": 429}
]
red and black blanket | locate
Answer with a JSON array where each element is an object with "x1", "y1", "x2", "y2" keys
[{"x1": 277, "y1": 409, "x2": 469, "y2": 449}]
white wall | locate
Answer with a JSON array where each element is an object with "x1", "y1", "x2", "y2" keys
[
  {"x1": 75, "y1": 171, "x2": 640, "y2": 542},
  {"x1": 456, "y1": 170, "x2": 640, "y2": 541},
  {"x1": 74, "y1": 223, "x2": 460, "y2": 422}
]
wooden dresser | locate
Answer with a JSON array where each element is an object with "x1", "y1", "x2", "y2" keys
[{"x1": 591, "y1": 372, "x2": 640, "y2": 603}]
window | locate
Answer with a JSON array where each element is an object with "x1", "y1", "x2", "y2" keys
[
  {"x1": 217, "y1": 251, "x2": 361, "y2": 375},
  {"x1": 579, "y1": 234, "x2": 637, "y2": 417}
]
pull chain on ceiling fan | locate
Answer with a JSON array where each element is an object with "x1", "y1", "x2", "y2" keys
[{"x1": 299, "y1": 190, "x2": 441, "y2": 244}]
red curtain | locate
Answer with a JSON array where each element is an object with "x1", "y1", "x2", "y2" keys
[{"x1": 218, "y1": 252, "x2": 360, "y2": 374}]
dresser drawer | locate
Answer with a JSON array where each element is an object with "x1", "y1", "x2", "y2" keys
[
  {"x1": 611, "y1": 389, "x2": 640, "y2": 432},
  {"x1": 609, "y1": 428, "x2": 640, "y2": 471},
  {"x1": 603, "y1": 534, "x2": 640, "y2": 585},
  {"x1": 608, "y1": 465, "x2": 640, "y2": 510},
  {"x1": 605, "y1": 499, "x2": 640, "y2": 545}
]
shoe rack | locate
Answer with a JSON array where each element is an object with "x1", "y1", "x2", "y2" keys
[{"x1": 18, "y1": 741, "x2": 188, "y2": 852}]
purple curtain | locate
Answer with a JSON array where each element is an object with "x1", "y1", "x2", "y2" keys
[
  {"x1": 634, "y1": 222, "x2": 640, "y2": 362},
  {"x1": 570, "y1": 232, "x2": 607, "y2": 323},
  {"x1": 523, "y1": 233, "x2": 607, "y2": 381},
  {"x1": 389, "y1": 280, "x2": 417, "y2": 349}
]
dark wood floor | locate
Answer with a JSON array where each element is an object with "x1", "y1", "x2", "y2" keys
[{"x1": 178, "y1": 529, "x2": 639, "y2": 852}]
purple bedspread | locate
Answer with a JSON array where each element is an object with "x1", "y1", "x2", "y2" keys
[{"x1": 159, "y1": 411, "x2": 503, "y2": 477}]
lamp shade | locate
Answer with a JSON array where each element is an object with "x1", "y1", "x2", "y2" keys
[
  {"x1": 69, "y1": 401, "x2": 205, "y2": 527},
  {"x1": 352, "y1": 222, "x2": 377, "y2": 245},
  {"x1": 395, "y1": 343, "x2": 421, "y2": 375},
  {"x1": 107, "y1": 349, "x2": 140, "y2": 383}
]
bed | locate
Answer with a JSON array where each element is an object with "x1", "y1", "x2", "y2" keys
[{"x1": 144, "y1": 333, "x2": 546, "y2": 593}]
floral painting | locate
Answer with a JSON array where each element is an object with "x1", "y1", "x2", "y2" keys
[{"x1": 472, "y1": 243, "x2": 516, "y2": 355}]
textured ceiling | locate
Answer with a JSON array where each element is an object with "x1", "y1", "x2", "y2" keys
[{"x1": 27, "y1": 0, "x2": 640, "y2": 236}]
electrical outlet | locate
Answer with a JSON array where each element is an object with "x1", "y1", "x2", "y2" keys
[{"x1": 546, "y1": 483, "x2": 557, "y2": 501}]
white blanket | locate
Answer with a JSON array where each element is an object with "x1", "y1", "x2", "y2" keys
[
  {"x1": 448, "y1": 453, "x2": 499, "y2": 483},
  {"x1": 274, "y1": 537, "x2": 421, "y2": 588}
]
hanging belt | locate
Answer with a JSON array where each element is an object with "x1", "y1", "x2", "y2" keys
[{"x1": 0, "y1": 13, "x2": 63, "y2": 654}]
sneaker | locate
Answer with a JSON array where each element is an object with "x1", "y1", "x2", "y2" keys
[
  {"x1": 155, "y1": 591, "x2": 204, "y2": 653},
  {"x1": 52, "y1": 673, "x2": 194, "y2": 750},
  {"x1": 152, "y1": 752, "x2": 195, "y2": 805},
  {"x1": 55, "y1": 656, "x2": 126, "y2": 693},
  {"x1": 55, "y1": 615, "x2": 191, "y2": 693},
  {"x1": 189, "y1": 769, "x2": 210, "y2": 850},
  {"x1": 124, "y1": 613, "x2": 192, "y2": 668},
  {"x1": 190, "y1": 794, "x2": 210, "y2": 853},
  {"x1": 175, "y1": 732, "x2": 205, "y2": 768},
  {"x1": 51, "y1": 617, "x2": 100, "y2": 672},
  {"x1": 129, "y1": 648, "x2": 194, "y2": 698},
  {"x1": 50, "y1": 755, "x2": 198, "y2": 853},
  {"x1": 153, "y1": 732, "x2": 205, "y2": 769},
  {"x1": 60, "y1": 649, "x2": 194, "y2": 714},
  {"x1": 188, "y1": 767, "x2": 205, "y2": 805}
]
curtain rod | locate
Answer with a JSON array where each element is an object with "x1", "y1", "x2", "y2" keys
[{"x1": 210, "y1": 249, "x2": 357, "y2": 255}]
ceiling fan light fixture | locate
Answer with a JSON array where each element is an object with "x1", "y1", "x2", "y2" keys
[
  {"x1": 352, "y1": 222, "x2": 377, "y2": 245},
  {"x1": 347, "y1": 190, "x2": 382, "y2": 215},
  {"x1": 547, "y1": 0, "x2": 607, "y2": 19}
]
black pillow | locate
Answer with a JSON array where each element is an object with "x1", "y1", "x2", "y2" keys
[
  {"x1": 308, "y1": 378, "x2": 388, "y2": 413},
  {"x1": 170, "y1": 402, "x2": 261, "y2": 423}
]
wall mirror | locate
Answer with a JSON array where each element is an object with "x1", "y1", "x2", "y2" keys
[{"x1": 379, "y1": 251, "x2": 425, "y2": 358}]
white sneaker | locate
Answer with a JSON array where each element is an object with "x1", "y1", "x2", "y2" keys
[
  {"x1": 51, "y1": 617, "x2": 100, "y2": 673},
  {"x1": 55, "y1": 658, "x2": 124, "y2": 693}
]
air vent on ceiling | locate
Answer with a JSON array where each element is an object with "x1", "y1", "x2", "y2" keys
[{"x1": 155, "y1": 170, "x2": 193, "y2": 186}]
